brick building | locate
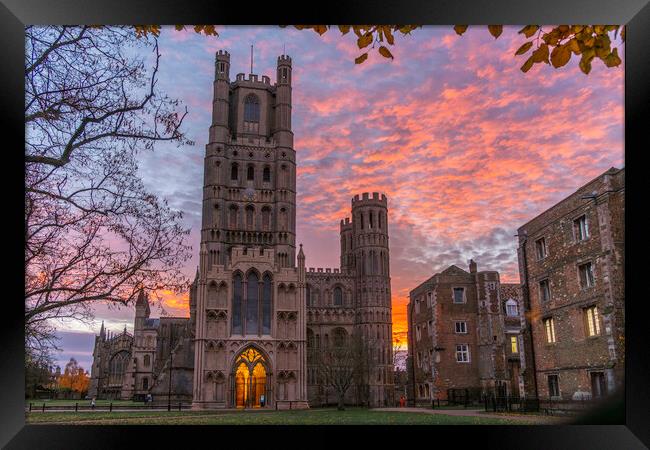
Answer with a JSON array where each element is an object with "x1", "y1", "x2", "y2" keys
[
  {"x1": 406, "y1": 260, "x2": 529, "y2": 405},
  {"x1": 516, "y1": 167, "x2": 625, "y2": 402}
]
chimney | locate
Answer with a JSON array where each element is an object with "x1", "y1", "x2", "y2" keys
[{"x1": 469, "y1": 259, "x2": 477, "y2": 273}]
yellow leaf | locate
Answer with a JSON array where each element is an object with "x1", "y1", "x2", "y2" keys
[
  {"x1": 568, "y1": 38, "x2": 581, "y2": 54},
  {"x1": 454, "y1": 25, "x2": 469, "y2": 36},
  {"x1": 488, "y1": 25, "x2": 503, "y2": 39},
  {"x1": 531, "y1": 44, "x2": 550, "y2": 64},
  {"x1": 521, "y1": 56, "x2": 535, "y2": 73},
  {"x1": 378, "y1": 46, "x2": 393, "y2": 59},
  {"x1": 357, "y1": 33, "x2": 373, "y2": 49},
  {"x1": 604, "y1": 48, "x2": 622, "y2": 67},
  {"x1": 621, "y1": 26, "x2": 625, "y2": 42},
  {"x1": 515, "y1": 41, "x2": 533, "y2": 55},
  {"x1": 550, "y1": 44, "x2": 571, "y2": 68},
  {"x1": 314, "y1": 25, "x2": 328, "y2": 35},
  {"x1": 518, "y1": 25, "x2": 539, "y2": 38},
  {"x1": 355, "y1": 53, "x2": 369, "y2": 64},
  {"x1": 579, "y1": 54, "x2": 592, "y2": 74},
  {"x1": 338, "y1": 25, "x2": 351, "y2": 35},
  {"x1": 175, "y1": 25, "x2": 185, "y2": 31},
  {"x1": 384, "y1": 27, "x2": 395, "y2": 45}
]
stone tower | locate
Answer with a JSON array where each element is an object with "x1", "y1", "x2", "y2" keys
[
  {"x1": 351, "y1": 192, "x2": 394, "y2": 406},
  {"x1": 192, "y1": 50, "x2": 307, "y2": 410}
]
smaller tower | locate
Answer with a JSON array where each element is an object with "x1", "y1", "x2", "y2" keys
[
  {"x1": 340, "y1": 217, "x2": 354, "y2": 274},
  {"x1": 209, "y1": 50, "x2": 231, "y2": 144},
  {"x1": 134, "y1": 290, "x2": 150, "y2": 332},
  {"x1": 273, "y1": 54, "x2": 293, "y2": 149},
  {"x1": 99, "y1": 320, "x2": 105, "y2": 341}
]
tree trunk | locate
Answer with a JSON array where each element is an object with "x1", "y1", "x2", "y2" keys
[{"x1": 337, "y1": 392, "x2": 345, "y2": 411}]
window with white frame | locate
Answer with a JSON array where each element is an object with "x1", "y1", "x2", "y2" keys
[
  {"x1": 454, "y1": 321, "x2": 467, "y2": 334},
  {"x1": 585, "y1": 306, "x2": 601, "y2": 336},
  {"x1": 579, "y1": 262, "x2": 595, "y2": 289},
  {"x1": 453, "y1": 287, "x2": 465, "y2": 304},
  {"x1": 535, "y1": 237, "x2": 548, "y2": 259},
  {"x1": 456, "y1": 344, "x2": 470, "y2": 363},
  {"x1": 506, "y1": 299, "x2": 519, "y2": 316},
  {"x1": 544, "y1": 317, "x2": 556, "y2": 343},
  {"x1": 573, "y1": 215, "x2": 589, "y2": 241}
]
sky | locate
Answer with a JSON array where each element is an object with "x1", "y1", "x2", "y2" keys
[{"x1": 52, "y1": 25, "x2": 624, "y2": 371}]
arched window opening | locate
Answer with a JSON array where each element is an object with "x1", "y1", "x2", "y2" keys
[
  {"x1": 333, "y1": 287, "x2": 343, "y2": 306},
  {"x1": 261, "y1": 206, "x2": 271, "y2": 231},
  {"x1": 506, "y1": 299, "x2": 519, "y2": 317},
  {"x1": 143, "y1": 354, "x2": 151, "y2": 367},
  {"x1": 279, "y1": 208, "x2": 287, "y2": 231},
  {"x1": 379, "y1": 212, "x2": 383, "y2": 229},
  {"x1": 359, "y1": 213, "x2": 364, "y2": 230},
  {"x1": 244, "y1": 94, "x2": 260, "y2": 133},
  {"x1": 142, "y1": 377, "x2": 149, "y2": 390},
  {"x1": 247, "y1": 165, "x2": 255, "y2": 181},
  {"x1": 232, "y1": 273, "x2": 243, "y2": 334},
  {"x1": 231, "y1": 163, "x2": 238, "y2": 181},
  {"x1": 246, "y1": 272, "x2": 259, "y2": 335},
  {"x1": 332, "y1": 328, "x2": 347, "y2": 348},
  {"x1": 245, "y1": 205, "x2": 255, "y2": 230},
  {"x1": 369, "y1": 211, "x2": 374, "y2": 229},
  {"x1": 108, "y1": 351, "x2": 130, "y2": 386},
  {"x1": 262, "y1": 274, "x2": 272, "y2": 334},
  {"x1": 229, "y1": 205, "x2": 238, "y2": 229},
  {"x1": 244, "y1": 94, "x2": 260, "y2": 122},
  {"x1": 263, "y1": 166, "x2": 271, "y2": 182}
]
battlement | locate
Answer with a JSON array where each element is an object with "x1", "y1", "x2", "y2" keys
[
  {"x1": 216, "y1": 50, "x2": 230, "y2": 59},
  {"x1": 352, "y1": 192, "x2": 388, "y2": 206},
  {"x1": 234, "y1": 72, "x2": 272, "y2": 85},
  {"x1": 278, "y1": 54, "x2": 292, "y2": 64},
  {"x1": 230, "y1": 246, "x2": 275, "y2": 265},
  {"x1": 340, "y1": 217, "x2": 352, "y2": 231},
  {"x1": 308, "y1": 267, "x2": 340, "y2": 274}
]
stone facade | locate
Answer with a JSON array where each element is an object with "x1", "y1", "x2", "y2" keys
[
  {"x1": 406, "y1": 260, "x2": 528, "y2": 405},
  {"x1": 517, "y1": 167, "x2": 625, "y2": 401},
  {"x1": 89, "y1": 50, "x2": 394, "y2": 408},
  {"x1": 88, "y1": 291, "x2": 194, "y2": 402}
]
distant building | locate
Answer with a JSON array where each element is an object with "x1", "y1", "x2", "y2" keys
[
  {"x1": 406, "y1": 260, "x2": 529, "y2": 405},
  {"x1": 517, "y1": 167, "x2": 625, "y2": 401}
]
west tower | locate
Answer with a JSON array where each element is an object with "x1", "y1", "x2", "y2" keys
[{"x1": 193, "y1": 51, "x2": 307, "y2": 410}]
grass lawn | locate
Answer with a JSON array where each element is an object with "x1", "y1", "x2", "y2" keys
[{"x1": 25, "y1": 408, "x2": 539, "y2": 425}]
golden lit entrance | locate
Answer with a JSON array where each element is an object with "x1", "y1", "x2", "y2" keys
[{"x1": 234, "y1": 348, "x2": 268, "y2": 408}]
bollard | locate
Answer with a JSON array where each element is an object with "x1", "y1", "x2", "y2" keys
[
  {"x1": 29, "y1": 403, "x2": 32, "y2": 412},
  {"x1": 42, "y1": 403, "x2": 45, "y2": 412},
  {"x1": 109, "y1": 402, "x2": 113, "y2": 412},
  {"x1": 75, "y1": 403, "x2": 78, "y2": 412},
  {"x1": 178, "y1": 402, "x2": 181, "y2": 411}
]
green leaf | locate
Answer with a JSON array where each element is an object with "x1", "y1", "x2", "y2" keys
[
  {"x1": 579, "y1": 55, "x2": 592, "y2": 74},
  {"x1": 453, "y1": 25, "x2": 469, "y2": 36},
  {"x1": 488, "y1": 25, "x2": 503, "y2": 39},
  {"x1": 355, "y1": 52, "x2": 369, "y2": 64},
  {"x1": 515, "y1": 41, "x2": 533, "y2": 55},
  {"x1": 603, "y1": 48, "x2": 622, "y2": 67},
  {"x1": 531, "y1": 43, "x2": 550, "y2": 64}
]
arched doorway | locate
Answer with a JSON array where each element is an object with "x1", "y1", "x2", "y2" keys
[{"x1": 233, "y1": 347, "x2": 269, "y2": 408}]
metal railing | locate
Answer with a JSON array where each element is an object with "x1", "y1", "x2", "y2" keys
[{"x1": 27, "y1": 402, "x2": 192, "y2": 412}]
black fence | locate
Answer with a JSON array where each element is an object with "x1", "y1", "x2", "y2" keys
[
  {"x1": 27, "y1": 402, "x2": 193, "y2": 412},
  {"x1": 483, "y1": 396, "x2": 598, "y2": 415}
]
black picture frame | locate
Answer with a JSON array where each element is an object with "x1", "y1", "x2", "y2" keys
[{"x1": 2, "y1": 0, "x2": 648, "y2": 448}]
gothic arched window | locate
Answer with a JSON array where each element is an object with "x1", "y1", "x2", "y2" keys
[
  {"x1": 262, "y1": 274, "x2": 272, "y2": 334},
  {"x1": 332, "y1": 327, "x2": 347, "y2": 348},
  {"x1": 231, "y1": 163, "x2": 239, "y2": 181},
  {"x1": 247, "y1": 165, "x2": 255, "y2": 181},
  {"x1": 244, "y1": 94, "x2": 260, "y2": 122},
  {"x1": 333, "y1": 287, "x2": 343, "y2": 306},
  {"x1": 142, "y1": 377, "x2": 149, "y2": 390},
  {"x1": 232, "y1": 273, "x2": 243, "y2": 334},
  {"x1": 109, "y1": 351, "x2": 130, "y2": 385},
  {"x1": 506, "y1": 299, "x2": 519, "y2": 317},
  {"x1": 261, "y1": 206, "x2": 271, "y2": 231},
  {"x1": 229, "y1": 204, "x2": 238, "y2": 229},
  {"x1": 246, "y1": 272, "x2": 259, "y2": 334},
  {"x1": 143, "y1": 354, "x2": 151, "y2": 367},
  {"x1": 245, "y1": 205, "x2": 255, "y2": 230},
  {"x1": 263, "y1": 166, "x2": 271, "y2": 183}
]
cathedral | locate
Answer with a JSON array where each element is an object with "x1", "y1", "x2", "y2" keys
[{"x1": 89, "y1": 50, "x2": 395, "y2": 409}]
